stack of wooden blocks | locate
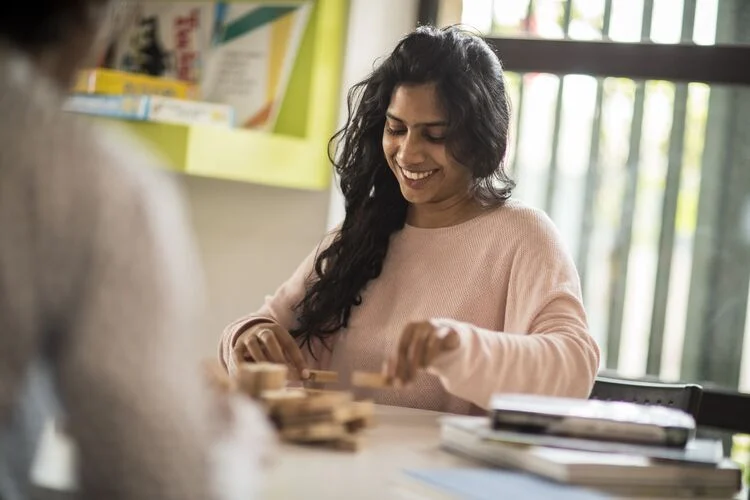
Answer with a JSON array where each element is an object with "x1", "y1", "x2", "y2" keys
[{"x1": 218, "y1": 362, "x2": 393, "y2": 452}]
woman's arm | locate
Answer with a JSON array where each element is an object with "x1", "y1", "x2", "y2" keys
[{"x1": 426, "y1": 213, "x2": 601, "y2": 409}]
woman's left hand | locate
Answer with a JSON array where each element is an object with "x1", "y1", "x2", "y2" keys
[{"x1": 387, "y1": 320, "x2": 461, "y2": 385}]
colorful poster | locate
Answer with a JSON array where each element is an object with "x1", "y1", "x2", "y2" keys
[
  {"x1": 107, "y1": 2, "x2": 311, "y2": 131},
  {"x1": 112, "y1": 2, "x2": 212, "y2": 84},
  {"x1": 201, "y1": 2, "x2": 311, "y2": 130}
]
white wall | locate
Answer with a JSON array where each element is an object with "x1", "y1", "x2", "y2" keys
[
  {"x1": 183, "y1": 1, "x2": 419, "y2": 355},
  {"x1": 181, "y1": 176, "x2": 329, "y2": 354}
]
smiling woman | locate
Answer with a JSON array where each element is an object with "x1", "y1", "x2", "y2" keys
[{"x1": 220, "y1": 25, "x2": 600, "y2": 415}]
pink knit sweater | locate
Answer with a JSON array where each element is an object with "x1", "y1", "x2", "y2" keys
[{"x1": 219, "y1": 201, "x2": 600, "y2": 414}]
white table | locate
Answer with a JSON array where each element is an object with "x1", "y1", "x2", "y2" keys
[
  {"x1": 262, "y1": 405, "x2": 467, "y2": 498},
  {"x1": 34, "y1": 404, "x2": 742, "y2": 499},
  {"x1": 30, "y1": 405, "x2": 472, "y2": 500}
]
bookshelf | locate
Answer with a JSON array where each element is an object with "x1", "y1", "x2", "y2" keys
[{"x1": 102, "y1": 0, "x2": 348, "y2": 190}]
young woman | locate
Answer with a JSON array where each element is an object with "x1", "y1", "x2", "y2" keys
[{"x1": 220, "y1": 26, "x2": 600, "y2": 414}]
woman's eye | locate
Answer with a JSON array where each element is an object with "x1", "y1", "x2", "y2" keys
[
  {"x1": 385, "y1": 126, "x2": 406, "y2": 135},
  {"x1": 426, "y1": 135, "x2": 446, "y2": 143}
]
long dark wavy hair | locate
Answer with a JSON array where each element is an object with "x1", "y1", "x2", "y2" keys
[{"x1": 291, "y1": 25, "x2": 515, "y2": 351}]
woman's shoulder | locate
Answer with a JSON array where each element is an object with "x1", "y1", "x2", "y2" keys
[
  {"x1": 483, "y1": 199, "x2": 559, "y2": 236},
  {"x1": 473, "y1": 199, "x2": 567, "y2": 258}
]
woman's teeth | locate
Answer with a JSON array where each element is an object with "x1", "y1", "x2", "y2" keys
[{"x1": 401, "y1": 168, "x2": 437, "y2": 180}]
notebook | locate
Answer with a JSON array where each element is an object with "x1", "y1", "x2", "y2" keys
[{"x1": 394, "y1": 468, "x2": 611, "y2": 500}]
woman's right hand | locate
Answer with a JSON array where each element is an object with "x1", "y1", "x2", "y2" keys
[{"x1": 231, "y1": 323, "x2": 310, "y2": 380}]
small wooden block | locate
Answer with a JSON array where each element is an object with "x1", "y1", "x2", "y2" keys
[
  {"x1": 345, "y1": 400, "x2": 375, "y2": 431},
  {"x1": 260, "y1": 389, "x2": 307, "y2": 412},
  {"x1": 350, "y1": 400, "x2": 374, "y2": 417},
  {"x1": 261, "y1": 388, "x2": 307, "y2": 401},
  {"x1": 272, "y1": 391, "x2": 352, "y2": 418},
  {"x1": 276, "y1": 412, "x2": 336, "y2": 427},
  {"x1": 280, "y1": 422, "x2": 346, "y2": 442},
  {"x1": 346, "y1": 419, "x2": 368, "y2": 433},
  {"x1": 307, "y1": 370, "x2": 339, "y2": 383},
  {"x1": 235, "y1": 363, "x2": 288, "y2": 397},
  {"x1": 330, "y1": 404, "x2": 356, "y2": 423},
  {"x1": 274, "y1": 397, "x2": 369, "y2": 428},
  {"x1": 237, "y1": 362, "x2": 288, "y2": 379},
  {"x1": 351, "y1": 371, "x2": 393, "y2": 388},
  {"x1": 331, "y1": 434, "x2": 362, "y2": 452},
  {"x1": 303, "y1": 388, "x2": 342, "y2": 396}
]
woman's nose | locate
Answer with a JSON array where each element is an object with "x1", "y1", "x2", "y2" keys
[{"x1": 395, "y1": 133, "x2": 425, "y2": 167}]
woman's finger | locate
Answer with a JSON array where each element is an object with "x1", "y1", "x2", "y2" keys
[
  {"x1": 258, "y1": 328, "x2": 286, "y2": 365},
  {"x1": 231, "y1": 345, "x2": 250, "y2": 372},
  {"x1": 244, "y1": 334, "x2": 268, "y2": 362},
  {"x1": 406, "y1": 323, "x2": 432, "y2": 381},
  {"x1": 274, "y1": 328, "x2": 309, "y2": 379},
  {"x1": 441, "y1": 328, "x2": 460, "y2": 351},
  {"x1": 396, "y1": 324, "x2": 416, "y2": 383},
  {"x1": 422, "y1": 330, "x2": 443, "y2": 368}
]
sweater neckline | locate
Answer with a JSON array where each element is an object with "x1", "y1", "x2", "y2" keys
[{"x1": 402, "y1": 202, "x2": 508, "y2": 235}]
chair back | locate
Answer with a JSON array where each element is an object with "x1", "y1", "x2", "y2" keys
[{"x1": 590, "y1": 376, "x2": 703, "y2": 419}]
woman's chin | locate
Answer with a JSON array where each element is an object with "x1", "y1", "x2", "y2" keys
[{"x1": 400, "y1": 185, "x2": 433, "y2": 205}]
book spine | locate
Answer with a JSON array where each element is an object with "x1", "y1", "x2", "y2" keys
[
  {"x1": 64, "y1": 94, "x2": 234, "y2": 127},
  {"x1": 144, "y1": 96, "x2": 234, "y2": 126},
  {"x1": 63, "y1": 95, "x2": 149, "y2": 120},
  {"x1": 72, "y1": 70, "x2": 197, "y2": 99}
]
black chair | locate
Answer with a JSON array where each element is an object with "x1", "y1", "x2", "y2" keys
[
  {"x1": 696, "y1": 386, "x2": 750, "y2": 500},
  {"x1": 696, "y1": 384, "x2": 750, "y2": 433},
  {"x1": 589, "y1": 375, "x2": 703, "y2": 419}
]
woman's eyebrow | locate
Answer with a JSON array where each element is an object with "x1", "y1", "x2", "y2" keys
[{"x1": 385, "y1": 111, "x2": 448, "y2": 127}]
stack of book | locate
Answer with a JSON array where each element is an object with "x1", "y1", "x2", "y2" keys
[
  {"x1": 403, "y1": 395, "x2": 744, "y2": 499},
  {"x1": 64, "y1": 2, "x2": 312, "y2": 131},
  {"x1": 65, "y1": 68, "x2": 235, "y2": 128}
]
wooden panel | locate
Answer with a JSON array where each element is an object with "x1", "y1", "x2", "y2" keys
[{"x1": 486, "y1": 37, "x2": 750, "y2": 86}]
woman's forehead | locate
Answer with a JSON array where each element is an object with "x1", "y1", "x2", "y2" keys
[{"x1": 386, "y1": 83, "x2": 447, "y2": 125}]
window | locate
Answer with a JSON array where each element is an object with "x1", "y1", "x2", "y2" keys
[{"x1": 423, "y1": 0, "x2": 750, "y2": 390}]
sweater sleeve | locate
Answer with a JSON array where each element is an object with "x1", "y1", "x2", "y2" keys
[
  {"x1": 218, "y1": 231, "x2": 337, "y2": 373},
  {"x1": 427, "y1": 211, "x2": 601, "y2": 410}
]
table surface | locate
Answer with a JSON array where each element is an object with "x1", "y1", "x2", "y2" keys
[
  {"x1": 30, "y1": 404, "x2": 472, "y2": 500},
  {"x1": 262, "y1": 404, "x2": 468, "y2": 498},
  {"x1": 31, "y1": 404, "x2": 747, "y2": 500}
]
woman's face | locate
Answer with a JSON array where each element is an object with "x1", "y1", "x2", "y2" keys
[{"x1": 382, "y1": 83, "x2": 473, "y2": 207}]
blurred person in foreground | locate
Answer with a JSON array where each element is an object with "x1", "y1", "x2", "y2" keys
[{"x1": 0, "y1": 1, "x2": 271, "y2": 499}]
